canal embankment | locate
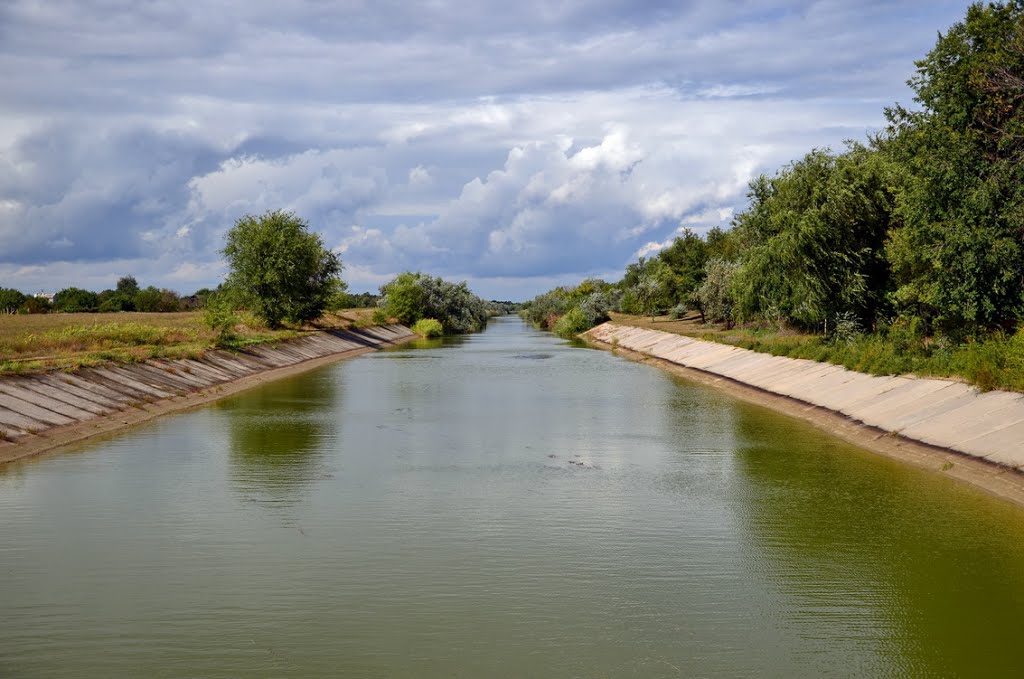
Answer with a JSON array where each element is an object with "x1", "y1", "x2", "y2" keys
[
  {"x1": 0, "y1": 324, "x2": 415, "y2": 464},
  {"x1": 584, "y1": 322, "x2": 1024, "y2": 506}
]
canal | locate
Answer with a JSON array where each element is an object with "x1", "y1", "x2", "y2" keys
[{"x1": 2, "y1": 316, "x2": 1023, "y2": 677}]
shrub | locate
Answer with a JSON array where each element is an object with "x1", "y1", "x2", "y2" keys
[
  {"x1": 412, "y1": 318, "x2": 444, "y2": 337},
  {"x1": 553, "y1": 307, "x2": 590, "y2": 338},
  {"x1": 202, "y1": 294, "x2": 239, "y2": 347},
  {"x1": 668, "y1": 303, "x2": 689, "y2": 320}
]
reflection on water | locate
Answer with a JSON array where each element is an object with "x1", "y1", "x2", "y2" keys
[
  {"x1": 218, "y1": 369, "x2": 339, "y2": 501},
  {"x1": 0, "y1": 316, "x2": 1023, "y2": 678},
  {"x1": 731, "y1": 406, "x2": 1024, "y2": 677}
]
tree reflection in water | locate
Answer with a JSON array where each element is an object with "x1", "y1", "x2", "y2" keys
[
  {"x1": 729, "y1": 404, "x2": 1024, "y2": 677},
  {"x1": 216, "y1": 368, "x2": 340, "y2": 505}
]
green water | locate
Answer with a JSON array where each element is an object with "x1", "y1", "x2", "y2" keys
[{"x1": 2, "y1": 317, "x2": 1023, "y2": 678}]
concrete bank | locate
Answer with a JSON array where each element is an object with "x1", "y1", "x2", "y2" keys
[
  {"x1": 584, "y1": 322, "x2": 1024, "y2": 502},
  {"x1": 0, "y1": 324, "x2": 415, "y2": 464}
]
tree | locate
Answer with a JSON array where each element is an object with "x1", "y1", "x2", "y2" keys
[
  {"x1": 730, "y1": 146, "x2": 894, "y2": 329},
  {"x1": 0, "y1": 288, "x2": 26, "y2": 314},
  {"x1": 377, "y1": 272, "x2": 489, "y2": 333},
  {"x1": 657, "y1": 229, "x2": 708, "y2": 303},
  {"x1": 884, "y1": 1, "x2": 1024, "y2": 334},
  {"x1": 54, "y1": 287, "x2": 99, "y2": 313},
  {"x1": 134, "y1": 286, "x2": 181, "y2": 312},
  {"x1": 116, "y1": 276, "x2": 140, "y2": 298},
  {"x1": 222, "y1": 210, "x2": 343, "y2": 327},
  {"x1": 697, "y1": 258, "x2": 740, "y2": 326}
]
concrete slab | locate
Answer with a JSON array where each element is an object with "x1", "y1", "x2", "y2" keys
[
  {"x1": 128, "y1": 363, "x2": 198, "y2": 392},
  {"x1": 846, "y1": 379, "x2": 960, "y2": 427},
  {"x1": 0, "y1": 392, "x2": 75, "y2": 426},
  {"x1": 804, "y1": 373, "x2": 884, "y2": 411},
  {"x1": 49, "y1": 372, "x2": 137, "y2": 405},
  {"x1": 110, "y1": 365, "x2": 186, "y2": 396},
  {"x1": 10, "y1": 378, "x2": 113, "y2": 416},
  {"x1": 149, "y1": 361, "x2": 213, "y2": 388},
  {"x1": 901, "y1": 392, "x2": 1024, "y2": 447},
  {"x1": 0, "y1": 405, "x2": 48, "y2": 432},
  {"x1": 90, "y1": 367, "x2": 173, "y2": 399},
  {"x1": 868, "y1": 383, "x2": 977, "y2": 431},
  {"x1": 33, "y1": 375, "x2": 125, "y2": 411},
  {"x1": 956, "y1": 420, "x2": 1024, "y2": 467},
  {"x1": 0, "y1": 382, "x2": 96, "y2": 421},
  {"x1": 75, "y1": 368, "x2": 155, "y2": 402},
  {"x1": 767, "y1": 364, "x2": 847, "y2": 397}
]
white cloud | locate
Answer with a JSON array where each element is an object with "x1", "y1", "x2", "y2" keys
[{"x1": 0, "y1": 0, "x2": 977, "y2": 298}]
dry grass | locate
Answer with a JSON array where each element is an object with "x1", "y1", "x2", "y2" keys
[{"x1": 0, "y1": 309, "x2": 377, "y2": 375}]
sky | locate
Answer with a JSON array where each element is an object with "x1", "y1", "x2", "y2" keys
[{"x1": 0, "y1": 0, "x2": 975, "y2": 301}]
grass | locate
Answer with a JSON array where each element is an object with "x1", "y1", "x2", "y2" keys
[
  {"x1": 0, "y1": 309, "x2": 380, "y2": 376},
  {"x1": 610, "y1": 312, "x2": 1024, "y2": 393}
]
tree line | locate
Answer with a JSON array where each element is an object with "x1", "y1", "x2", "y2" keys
[
  {"x1": 2, "y1": 209, "x2": 500, "y2": 342},
  {"x1": 526, "y1": 2, "x2": 1024, "y2": 346},
  {"x1": 0, "y1": 277, "x2": 212, "y2": 315}
]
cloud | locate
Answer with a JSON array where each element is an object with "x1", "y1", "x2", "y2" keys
[{"x1": 0, "y1": 0, "x2": 978, "y2": 298}]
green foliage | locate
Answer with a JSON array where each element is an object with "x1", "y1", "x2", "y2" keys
[
  {"x1": 0, "y1": 288, "x2": 27, "y2": 314},
  {"x1": 696, "y1": 258, "x2": 740, "y2": 325},
  {"x1": 329, "y1": 291, "x2": 379, "y2": 310},
  {"x1": 412, "y1": 318, "x2": 444, "y2": 337},
  {"x1": 521, "y1": 288, "x2": 572, "y2": 329},
  {"x1": 620, "y1": 258, "x2": 674, "y2": 319},
  {"x1": 116, "y1": 276, "x2": 140, "y2": 304},
  {"x1": 552, "y1": 307, "x2": 591, "y2": 338},
  {"x1": 884, "y1": 1, "x2": 1024, "y2": 334},
  {"x1": 658, "y1": 229, "x2": 709, "y2": 301},
  {"x1": 222, "y1": 209, "x2": 343, "y2": 327},
  {"x1": 730, "y1": 146, "x2": 894, "y2": 329},
  {"x1": 522, "y1": 280, "x2": 618, "y2": 334},
  {"x1": 377, "y1": 272, "x2": 427, "y2": 325},
  {"x1": 20, "y1": 296, "x2": 50, "y2": 314},
  {"x1": 202, "y1": 293, "x2": 239, "y2": 347},
  {"x1": 54, "y1": 287, "x2": 99, "y2": 313},
  {"x1": 133, "y1": 286, "x2": 181, "y2": 312},
  {"x1": 668, "y1": 303, "x2": 689, "y2": 320},
  {"x1": 377, "y1": 272, "x2": 489, "y2": 334}
]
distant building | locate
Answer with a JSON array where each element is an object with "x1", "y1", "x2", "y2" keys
[{"x1": 35, "y1": 292, "x2": 55, "y2": 303}]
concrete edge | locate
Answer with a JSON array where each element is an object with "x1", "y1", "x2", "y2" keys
[{"x1": 0, "y1": 326, "x2": 416, "y2": 466}]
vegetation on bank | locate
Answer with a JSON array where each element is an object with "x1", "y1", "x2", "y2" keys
[
  {"x1": 0, "y1": 310, "x2": 379, "y2": 376},
  {"x1": 1, "y1": 208, "x2": 502, "y2": 372},
  {"x1": 372, "y1": 271, "x2": 503, "y2": 335},
  {"x1": 523, "y1": 2, "x2": 1024, "y2": 392}
]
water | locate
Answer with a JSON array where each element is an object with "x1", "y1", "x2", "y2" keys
[{"x1": 2, "y1": 316, "x2": 1024, "y2": 678}]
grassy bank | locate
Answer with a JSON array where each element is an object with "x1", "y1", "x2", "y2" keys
[
  {"x1": 0, "y1": 309, "x2": 377, "y2": 375},
  {"x1": 611, "y1": 312, "x2": 1024, "y2": 393}
]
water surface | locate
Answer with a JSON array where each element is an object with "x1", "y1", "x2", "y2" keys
[{"x1": 2, "y1": 317, "x2": 1024, "y2": 677}]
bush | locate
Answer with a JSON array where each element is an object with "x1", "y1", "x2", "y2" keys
[
  {"x1": 412, "y1": 318, "x2": 444, "y2": 337},
  {"x1": 377, "y1": 272, "x2": 488, "y2": 333},
  {"x1": 202, "y1": 294, "x2": 239, "y2": 347},
  {"x1": 553, "y1": 307, "x2": 590, "y2": 338}
]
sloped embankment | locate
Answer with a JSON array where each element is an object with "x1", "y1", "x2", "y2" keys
[
  {"x1": 584, "y1": 323, "x2": 1024, "y2": 485},
  {"x1": 0, "y1": 324, "x2": 414, "y2": 463}
]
